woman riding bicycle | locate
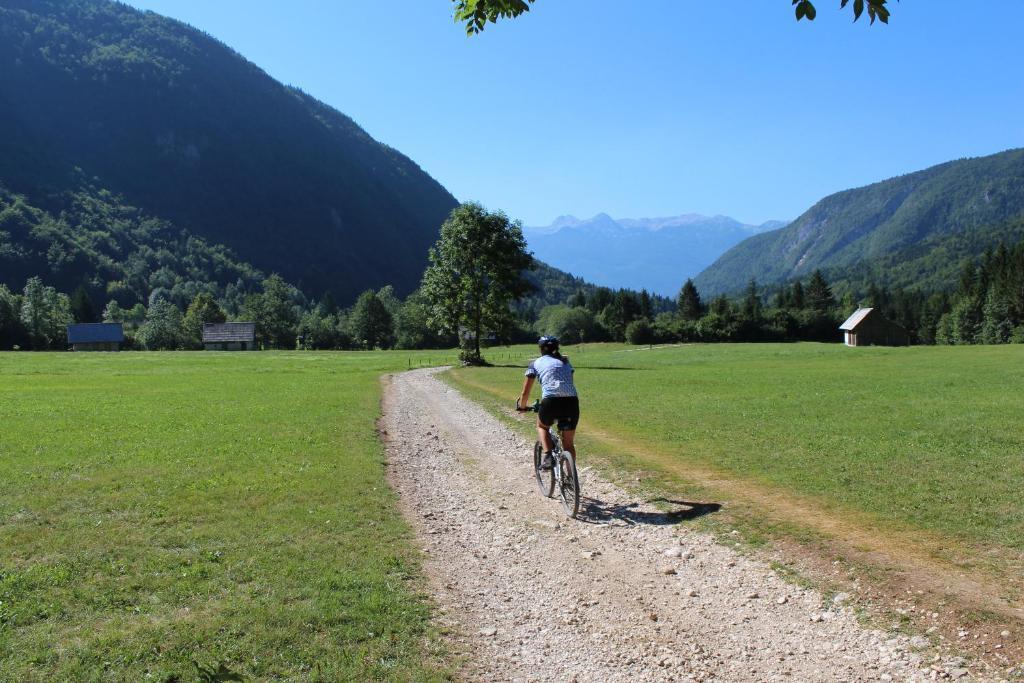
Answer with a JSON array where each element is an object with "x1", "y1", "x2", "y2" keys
[{"x1": 516, "y1": 336, "x2": 579, "y2": 470}]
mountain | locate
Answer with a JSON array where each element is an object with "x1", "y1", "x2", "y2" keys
[
  {"x1": 695, "y1": 148, "x2": 1024, "y2": 296},
  {"x1": 0, "y1": 0, "x2": 458, "y2": 304},
  {"x1": 523, "y1": 213, "x2": 782, "y2": 297}
]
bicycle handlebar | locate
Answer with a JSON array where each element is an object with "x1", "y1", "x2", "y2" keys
[{"x1": 515, "y1": 398, "x2": 541, "y2": 413}]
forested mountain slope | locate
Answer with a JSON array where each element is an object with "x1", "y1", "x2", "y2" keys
[
  {"x1": 0, "y1": 0, "x2": 458, "y2": 303},
  {"x1": 695, "y1": 148, "x2": 1024, "y2": 295}
]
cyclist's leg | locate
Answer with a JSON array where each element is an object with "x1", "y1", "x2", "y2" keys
[
  {"x1": 537, "y1": 417, "x2": 554, "y2": 452},
  {"x1": 561, "y1": 429, "x2": 576, "y2": 459},
  {"x1": 558, "y1": 398, "x2": 580, "y2": 459}
]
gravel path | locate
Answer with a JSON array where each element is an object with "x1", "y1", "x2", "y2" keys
[{"x1": 382, "y1": 368, "x2": 977, "y2": 683}]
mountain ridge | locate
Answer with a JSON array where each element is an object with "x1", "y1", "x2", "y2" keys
[
  {"x1": 694, "y1": 148, "x2": 1024, "y2": 295},
  {"x1": 0, "y1": 0, "x2": 458, "y2": 303}
]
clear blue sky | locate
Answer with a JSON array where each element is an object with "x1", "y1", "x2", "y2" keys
[{"x1": 123, "y1": 0, "x2": 1024, "y2": 227}]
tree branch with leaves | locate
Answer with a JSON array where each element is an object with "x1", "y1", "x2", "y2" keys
[{"x1": 453, "y1": 0, "x2": 896, "y2": 34}]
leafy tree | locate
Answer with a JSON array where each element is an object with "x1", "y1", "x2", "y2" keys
[
  {"x1": 947, "y1": 296, "x2": 983, "y2": 345},
  {"x1": 349, "y1": 289, "x2": 394, "y2": 349},
  {"x1": 536, "y1": 305, "x2": 602, "y2": 345},
  {"x1": 20, "y1": 277, "x2": 72, "y2": 349},
  {"x1": 625, "y1": 318, "x2": 656, "y2": 345},
  {"x1": 677, "y1": 279, "x2": 704, "y2": 321},
  {"x1": 376, "y1": 285, "x2": 403, "y2": 320},
  {"x1": 0, "y1": 285, "x2": 27, "y2": 349},
  {"x1": 395, "y1": 290, "x2": 456, "y2": 350},
  {"x1": 980, "y1": 289, "x2": 1013, "y2": 344},
  {"x1": 319, "y1": 291, "x2": 338, "y2": 316},
  {"x1": 297, "y1": 310, "x2": 347, "y2": 350},
  {"x1": 183, "y1": 293, "x2": 227, "y2": 347},
  {"x1": 421, "y1": 203, "x2": 533, "y2": 364},
  {"x1": 137, "y1": 298, "x2": 186, "y2": 350},
  {"x1": 453, "y1": 0, "x2": 896, "y2": 34},
  {"x1": 244, "y1": 274, "x2": 299, "y2": 349},
  {"x1": 70, "y1": 285, "x2": 97, "y2": 323}
]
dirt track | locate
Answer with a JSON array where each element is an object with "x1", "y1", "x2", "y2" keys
[{"x1": 382, "y1": 368, "x2": 981, "y2": 682}]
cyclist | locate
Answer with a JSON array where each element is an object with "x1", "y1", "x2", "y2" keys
[{"x1": 516, "y1": 335, "x2": 579, "y2": 470}]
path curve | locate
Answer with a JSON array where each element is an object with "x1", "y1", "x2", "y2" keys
[{"x1": 383, "y1": 368, "x2": 973, "y2": 682}]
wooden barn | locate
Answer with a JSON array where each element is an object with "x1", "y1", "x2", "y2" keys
[
  {"x1": 839, "y1": 308, "x2": 909, "y2": 347},
  {"x1": 202, "y1": 322, "x2": 257, "y2": 351},
  {"x1": 67, "y1": 323, "x2": 124, "y2": 351}
]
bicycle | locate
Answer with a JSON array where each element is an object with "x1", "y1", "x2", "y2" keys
[{"x1": 517, "y1": 399, "x2": 581, "y2": 518}]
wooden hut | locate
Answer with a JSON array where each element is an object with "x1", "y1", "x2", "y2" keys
[
  {"x1": 67, "y1": 323, "x2": 124, "y2": 351},
  {"x1": 202, "y1": 322, "x2": 257, "y2": 351},
  {"x1": 839, "y1": 308, "x2": 909, "y2": 347}
]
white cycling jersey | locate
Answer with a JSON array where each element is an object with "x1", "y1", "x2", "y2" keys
[{"x1": 525, "y1": 354, "x2": 577, "y2": 398}]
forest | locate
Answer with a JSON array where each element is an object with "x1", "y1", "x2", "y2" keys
[{"x1": 4, "y1": 233, "x2": 1024, "y2": 351}]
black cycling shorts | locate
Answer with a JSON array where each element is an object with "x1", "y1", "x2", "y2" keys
[{"x1": 538, "y1": 396, "x2": 580, "y2": 431}]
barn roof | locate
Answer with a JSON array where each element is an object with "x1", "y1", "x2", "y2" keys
[
  {"x1": 839, "y1": 307, "x2": 874, "y2": 331},
  {"x1": 67, "y1": 323, "x2": 124, "y2": 344},
  {"x1": 202, "y1": 322, "x2": 256, "y2": 343}
]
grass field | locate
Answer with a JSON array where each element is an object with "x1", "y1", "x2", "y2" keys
[
  {"x1": 447, "y1": 343, "x2": 1024, "y2": 557},
  {"x1": 0, "y1": 350, "x2": 455, "y2": 682}
]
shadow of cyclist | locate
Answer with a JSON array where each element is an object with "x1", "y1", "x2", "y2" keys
[{"x1": 577, "y1": 497, "x2": 721, "y2": 526}]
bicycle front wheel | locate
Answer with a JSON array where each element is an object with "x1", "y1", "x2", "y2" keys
[
  {"x1": 558, "y1": 451, "x2": 581, "y2": 518},
  {"x1": 534, "y1": 441, "x2": 554, "y2": 498}
]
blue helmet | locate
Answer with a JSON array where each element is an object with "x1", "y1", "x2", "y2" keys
[{"x1": 538, "y1": 335, "x2": 560, "y2": 352}]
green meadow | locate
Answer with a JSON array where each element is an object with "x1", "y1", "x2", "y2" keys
[
  {"x1": 3, "y1": 344, "x2": 1023, "y2": 681},
  {"x1": 0, "y1": 351, "x2": 455, "y2": 682},
  {"x1": 448, "y1": 343, "x2": 1024, "y2": 554}
]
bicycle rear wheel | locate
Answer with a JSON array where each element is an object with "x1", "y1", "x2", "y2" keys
[
  {"x1": 534, "y1": 441, "x2": 554, "y2": 498},
  {"x1": 558, "y1": 451, "x2": 581, "y2": 518}
]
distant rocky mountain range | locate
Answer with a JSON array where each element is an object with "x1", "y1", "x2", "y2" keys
[{"x1": 524, "y1": 213, "x2": 785, "y2": 296}]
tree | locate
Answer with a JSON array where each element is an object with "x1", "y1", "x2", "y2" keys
[
  {"x1": 742, "y1": 278, "x2": 763, "y2": 321},
  {"x1": 0, "y1": 285, "x2": 27, "y2": 349},
  {"x1": 297, "y1": 310, "x2": 346, "y2": 350},
  {"x1": 599, "y1": 290, "x2": 642, "y2": 341},
  {"x1": 183, "y1": 292, "x2": 227, "y2": 347},
  {"x1": 625, "y1": 319, "x2": 656, "y2": 345},
  {"x1": 20, "y1": 277, "x2": 72, "y2": 350},
  {"x1": 70, "y1": 285, "x2": 97, "y2": 323},
  {"x1": 790, "y1": 280, "x2": 806, "y2": 310},
  {"x1": 376, "y1": 285, "x2": 403, "y2": 320},
  {"x1": 980, "y1": 289, "x2": 1013, "y2": 344},
  {"x1": 536, "y1": 305, "x2": 601, "y2": 345},
  {"x1": 137, "y1": 299, "x2": 186, "y2": 350},
  {"x1": 677, "y1": 279, "x2": 704, "y2": 321},
  {"x1": 421, "y1": 203, "x2": 533, "y2": 364},
  {"x1": 709, "y1": 295, "x2": 732, "y2": 317},
  {"x1": 244, "y1": 274, "x2": 299, "y2": 349},
  {"x1": 639, "y1": 289, "x2": 653, "y2": 321},
  {"x1": 349, "y1": 289, "x2": 394, "y2": 349},
  {"x1": 586, "y1": 287, "x2": 613, "y2": 314},
  {"x1": 453, "y1": 0, "x2": 896, "y2": 34},
  {"x1": 395, "y1": 290, "x2": 456, "y2": 350},
  {"x1": 567, "y1": 288, "x2": 587, "y2": 309},
  {"x1": 805, "y1": 270, "x2": 836, "y2": 312}
]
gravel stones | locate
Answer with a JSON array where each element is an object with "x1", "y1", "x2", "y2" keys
[{"x1": 382, "y1": 369, "x2": 944, "y2": 683}]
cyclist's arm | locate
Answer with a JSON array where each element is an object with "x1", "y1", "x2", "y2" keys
[{"x1": 518, "y1": 375, "x2": 535, "y2": 409}]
